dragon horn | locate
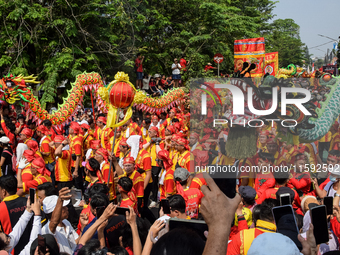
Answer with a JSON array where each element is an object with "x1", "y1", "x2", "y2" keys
[{"x1": 13, "y1": 74, "x2": 40, "y2": 84}]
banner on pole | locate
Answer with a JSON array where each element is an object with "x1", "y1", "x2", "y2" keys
[
  {"x1": 234, "y1": 37, "x2": 265, "y2": 77},
  {"x1": 264, "y1": 52, "x2": 279, "y2": 76}
]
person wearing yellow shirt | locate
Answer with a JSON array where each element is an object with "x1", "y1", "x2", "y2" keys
[
  {"x1": 257, "y1": 130, "x2": 269, "y2": 153},
  {"x1": 159, "y1": 108, "x2": 177, "y2": 137},
  {"x1": 110, "y1": 127, "x2": 122, "y2": 157},
  {"x1": 95, "y1": 116, "x2": 114, "y2": 150},
  {"x1": 52, "y1": 135, "x2": 73, "y2": 190},
  {"x1": 36, "y1": 125, "x2": 55, "y2": 183},
  {"x1": 81, "y1": 123, "x2": 94, "y2": 153},
  {"x1": 169, "y1": 134, "x2": 180, "y2": 170},
  {"x1": 95, "y1": 148, "x2": 116, "y2": 202},
  {"x1": 141, "y1": 119, "x2": 151, "y2": 140},
  {"x1": 121, "y1": 119, "x2": 137, "y2": 139},
  {"x1": 142, "y1": 126, "x2": 164, "y2": 208},
  {"x1": 189, "y1": 132, "x2": 203, "y2": 152}
]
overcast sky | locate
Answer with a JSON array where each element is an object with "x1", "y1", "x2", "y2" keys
[{"x1": 273, "y1": 0, "x2": 340, "y2": 59}]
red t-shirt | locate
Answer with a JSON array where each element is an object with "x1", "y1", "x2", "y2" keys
[
  {"x1": 204, "y1": 65, "x2": 214, "y2": 71},
  {"x1": 135, "y1": 58, "x2": 143, "y2": 72},
  {"x1": 15, "y1": 123, "x2": 27, "y2": 129},
  {"x1": 183, "y1": 188, "x2": 203, "y2": 219},
  {"x1": 256, "y1": 186, "x2": 302, "y2": 214},
  {"x1": 254, "y1": 172, "x2": 275, "y2": 197},
  {"x1": 160, "y1": 79, "x2": 166, "y2": 88},
  {"x1": 120, "y1": 197, "x2": 138, "y2": 214}
]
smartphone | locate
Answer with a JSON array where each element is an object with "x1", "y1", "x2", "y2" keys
[
  {"x1": 38, "y1": 234, "x2": 46, "y2": 254},
  {"x1": 310, "y1": 205, "x2": 329, "y2": 245},
  {"x1": 115, "y1": 207, "x2": 130, "y2": 215},
  {"x1": 272, "y1": 205, "x2": 302, "y2": 250},
  {"x1": 29, "y1": 188, "x2": 35, "y2": 204},
  {"x1": 161, "y1": 199, "x2": 171, "y2": 214},
  {"x1": 324, "y1": 196, "x2": 333, "y2": 215},
  {"x1": 96, "y1": 206, "x2": 105, "y2": 218},
  {"x1": 279, "y1": 193, "x2": 291, "y2": 206},
  {"x1": 169, "y1": 218, "x2": 208, "y2": 241}
]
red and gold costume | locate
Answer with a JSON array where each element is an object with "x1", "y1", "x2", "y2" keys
[
  {"x1": 69, "y1": 122, "x2": 83, "y2": 168},
  {"x1": 27, "y1": 139, "x2": 43, "y2": 159},
  {"x1": 22, "y1": 158, "x2": 51, "y2": 192},
  {"x1": 37, "y1": 125, "x2": 55, "y2": 164},
  {"x1": 81, "y1": 123, "x2": 94, "y2": 152},
  {"x1": 118, "y1": 157, "x2": 144, "y2": 198},
  {"x1": 135, "y1": 148, "x2": 152, "y2": 184},
  {"x1": 143, "y1": 127, "x2": 164, "y2": 167},
  {"x1": 97, "y1": 148, "x2": 116, "y2": 201},
  {"x1": 158, "y1": 150, "x2": 175, "y2": 199},
  {"x1": 227, "y1": 220, "x2": 277, "y2": 255},
  {"x1": 54, "y1": 136, "x2": 73, "y2": 182},
  {"x1": 176, "y1": 138, "x2": 191, "y2": 172}
]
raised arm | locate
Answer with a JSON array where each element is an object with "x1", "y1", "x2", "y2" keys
[
  {"x1": 110, "y1": 153, "x2": 124, "y2": 176},
  {"x1": 54, "y1": 139, "x2": 69, "y2": 158},
  {"x1": 78, "y1": 203, "x2": 117, "y2": 246},
  {"x1": 126, "y1": 207, "x2": 142, "y2": 255},
  {"x1": 49, "y1": 187, "x2": 71, "y2": 234},
  {"x1": 141, "y1": 220, "x2": 165, "y2": 255},
  {"x1": 201, "y1": 173, "x2": 241, "y2": 255},
  {"x1": 19, "y1": 195, "x2": 42, "y2": 255}
]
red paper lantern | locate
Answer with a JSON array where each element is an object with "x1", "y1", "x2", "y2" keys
[{"x1": 109, "y1": 82, "x2": 135, "y2": 108}]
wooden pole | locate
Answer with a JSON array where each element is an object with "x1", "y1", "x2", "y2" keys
[{"x1": 90, "y1": 90, "x2": 96, "y2": 129}]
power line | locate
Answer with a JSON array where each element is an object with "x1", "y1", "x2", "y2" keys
[
  {"x1": 318, "y1": 34, "x2": 338, "y2": 41},
  {"x1": 309, "y1": 40, "x2": 335, "y2": 49}
]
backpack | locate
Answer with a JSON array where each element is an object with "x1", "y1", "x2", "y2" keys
[{"x1": 3, "y1": 149, "x2": 16, "y2": 173}]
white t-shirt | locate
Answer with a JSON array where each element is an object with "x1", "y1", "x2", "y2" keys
[
  {"x1": 324, "y1": 181, "x2": 340, "y2": 205},
  {"x1": 172, "y1": 63, "x2": 181, "y2": 75},
  {"x1": 42, "y1": 219, "x2": 79, "y2": 255},
  {"x1": 85, "y1": 148, "x2": 92, "y2": 160}
]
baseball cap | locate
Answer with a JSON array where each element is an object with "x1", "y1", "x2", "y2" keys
[
  {"x1": 248, "y1": 232, "x2": 300, "y2": 255},
  {"x1": 174, "y1": 167, "x2": 190, "y2": 181},
  {"x1": 238, "y1": 186, "x2": 256, "y2": 201},
  {"x1": 43, "y1": 195, "x2": 70, "y2": 214},
  {"x1": 0, "y1": 136, "x2": 10, "y2": 144}
]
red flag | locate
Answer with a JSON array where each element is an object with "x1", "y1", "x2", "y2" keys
[
  {"x1": 264, "y1": 52, "x2": 279, "y2": 76},
  {"x1": 234, "y1": 37, "x2": 265, "y2": 77}
]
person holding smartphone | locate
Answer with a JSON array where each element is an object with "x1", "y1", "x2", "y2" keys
[
  {"x1": 227, "y1": 202, "x2": 277, "y2": 255},
  {"x1": 81, "y1": 193, "x2": 109, "y2": 239},
  {"x1": 256, "y1": 171, "x2": 302, "y2": 215}
]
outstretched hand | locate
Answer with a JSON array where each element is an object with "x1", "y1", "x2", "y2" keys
[
  {"x1": 126, "y1": 206, "x2": 136, "y2": 225},
  {"x1": 59, "y1": 187, "x2": 72, "y2": 201},
  {"x1": 298, "y1": 223, "x2": 317, "y2": 255}
]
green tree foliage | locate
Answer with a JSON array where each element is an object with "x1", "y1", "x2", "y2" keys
[
  {"x1": 0, "y1": 0, "x2": 141, "y2": 108},
  {"x1": 264, "y1": 19, "x2": 306, "y2": 68},
  {"x1": 0, "y1": 0, "x2": 306, "y2": 107}
]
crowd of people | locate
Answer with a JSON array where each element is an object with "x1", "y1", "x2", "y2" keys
[
  {"x1": 0, "y1": 81, "x2": 340, "y2": 255},
  {"x1": 135, "y1": 54, "x2": 224, "y2": 97}
]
